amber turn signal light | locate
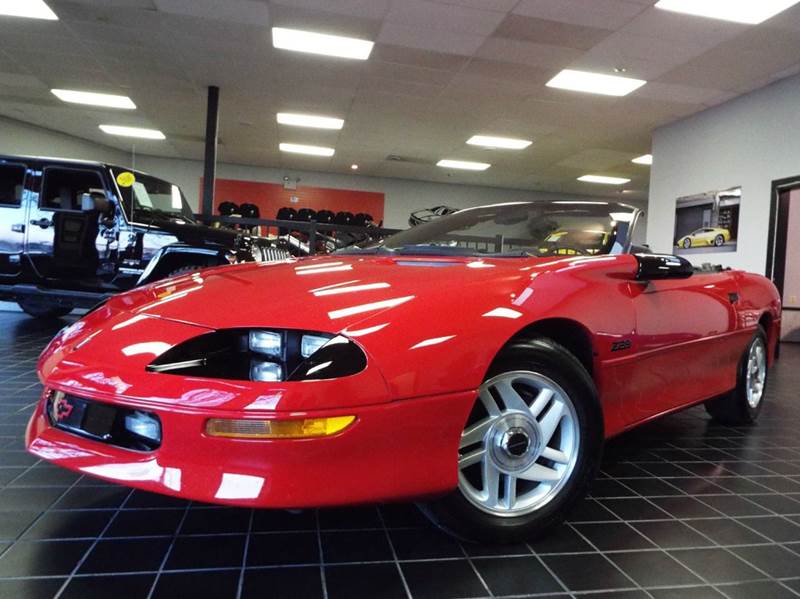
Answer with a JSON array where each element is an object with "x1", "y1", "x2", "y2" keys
[{"x1": 205, "y1": 416, "x2": 355, "y2": 439}]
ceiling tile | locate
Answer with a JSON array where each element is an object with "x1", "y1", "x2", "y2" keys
[
  {"x1": 270, "y1": 0, "x2": 392, "y2": 20},
  {"x1": 377, "y1": 21, "x2": 486, "y2": 55},
  {"x1": 475, "y1": 37, "x2": 583, "y2": 68},
  {"x1": 372, "y1": 44, "x2": 469, "y2": 71},
  {"x1": 153, "y1": 0, "x2": 269, "y2": 25},
  {"x1": 493, "y1": 14, "x2": 613, "y2": 50},
  {"x1": 513, "y1": 0, "x2": 648, "y2": 29},
  {"x1": 386, "y1": 0, "x2": 506, "y2": 35}
]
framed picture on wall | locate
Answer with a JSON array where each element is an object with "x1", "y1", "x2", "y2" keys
[{"x1": 673, "y1": 187, "x2": 740, "y2": 255}]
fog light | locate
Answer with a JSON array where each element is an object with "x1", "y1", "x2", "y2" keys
[
  {"x1": 250, "y1": 360, "x2": 283, "y2": 382},
  {"x1": 249, "y1": 330, "x2": 282, "y2": 356},
  {"x1": 206, "y1": 416, "x2": 355, "y2": 439},
  {"x1": 124, "y1": 411, "x2": 162, "y2": 443},
  {"x1": 301, "y1": 334, "x2": 330, "y2": 358}
]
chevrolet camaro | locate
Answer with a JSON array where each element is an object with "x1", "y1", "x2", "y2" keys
[
  {"x1": 27, "y1": 201, "x2": 780, "y2": 542},
  {"x1": 676, "y1": 226, "x2": 731, "y2": 249}
]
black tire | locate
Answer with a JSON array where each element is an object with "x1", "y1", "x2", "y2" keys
[
  {"x1": 714, "y1": 234, "x2": 724, "y2": 247},
  {"x1": 420, "y1": 337, "x2": 603, "y2": 543},
  {"x1": 17, "y1": 297, "x2": 73, "y2": 319},
  {"x1": 705, "y1": 327, "x2": 768, "y2": 425},
  {"x1": 683, "y1": 238, "x2": 692, "y2": 249}
]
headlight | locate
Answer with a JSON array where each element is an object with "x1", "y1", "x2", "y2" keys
[{"x1": 147, "y1": 328, "x2": 366, "y2": 382}]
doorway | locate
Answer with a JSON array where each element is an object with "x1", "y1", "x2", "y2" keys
[{"x1": 767, "y1": 177, "x2": 800, "y2": 342}]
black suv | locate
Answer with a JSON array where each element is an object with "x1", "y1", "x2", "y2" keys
[{"x1": 0, "y1": 155, "x2": 279, "y2": 318}]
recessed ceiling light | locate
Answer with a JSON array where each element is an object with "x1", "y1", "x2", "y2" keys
[
  {"x1": 655, "y1": 0, "x2": 800, "y2": 24},
  {"x1": 547, "y1": 69, "x2": 646, "y2": 96},
  {"x1": 276, "y1": 113, "x2": 344, "y2": 130},
  {"x1": 578, "y1": 175, "x2": 631, "y2": 185},
  {"x1": 52, "y1": 89, "x2": 136, "y2": 109},
  {"x1": 437, "y1": 159, "x2": 491, "y2": 171},
  {"x1": 99, "y1": 125, "x2": 165, "y2": 140},
  {"x1": 0, "y1": 0, "x2": 57, "y2": 20},
  {"x1": 272, "y1": 27, "x2": 374, "y2": 60},
  {"x1": 632, "y1": 154, "x2": 653, "y2": 165},
  {"x1": 279, "y1": 143, "x2": 335, "y2": 157},
  {"x1": 466, "y1": 135, "x2": 532, "y2": 150},
  {"x1": 351, "y1": 164, "x2": 359, "y2": 170}
]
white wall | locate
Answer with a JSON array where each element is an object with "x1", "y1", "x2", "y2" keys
[
  {"x1": 648, "y1": 73, "x2": 800, "y2": 274},
  {"x1": 0, "y1": 116, "x2": 641, "y2": 230}
]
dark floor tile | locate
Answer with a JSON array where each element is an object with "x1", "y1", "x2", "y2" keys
[
  {"x1": 179, "y1": 507, "x2": 250, "y2": 534},
  {"x1": 61, "y1": 573, "x2": 154, "y2": 599},
  {"x1": 242, "y1": 566, "x2": 323, "y2": 599},
  {"x1": 318, "y1": 506, "x2": 382, "y2": 530},
  {"x1": 322, "y1": 529, "x2": 393, "y2": 563},
  {"x1": 0, "y1": 510, "x2": 40, "y2": 538},
  {"x1": 729, "y1": 543, "x2": 800, "y2": 578},
  {"x1": 608, "y1": 550, "x2": 703, "y2": 587},
  {"x1": 165, "y1": 534, "x2": 245, "y2": 570},
  {"x1": 697, "y1": 494, "x2": 771, "y2": 517},
  {"x1": 54, "y1": 485, "x2": 129, "y2": 509},
  {"x1": 379, "y1": 503, "x2": 430, "y2": 528},
  {"x1": 719, "y1": 580, "x2": 799, "y2": 599},
  {"x1": 566, "y1": 498, "x2": 619, "y2": 523},
  {"x1": 601, "y1": 497, "x2": 672, "y2": 521},
  {"x1": 152, "y1": 570, "x2": 240, "y2": 599},
  {"x1": 589, "y1": 478, "x2": 638, "y2": 498},
  {"x1": 649, "y1": 586, "x2": 726, "y2": 598},
  {"x1": 401, "y1": 559, "x2": 486, "y2": 599},
  {"x1": 745, "y1": 493, "x2": 800, "y2": 515},
  {"x1": 650, "y1": 496, "x2": 723, "y2": 519},
  {"x1": 633, "y1": 520, "x2": 715, "y2": 549},
  {"x1": 10, "y1": 465, "x2": 81, "y2": 487},
  {"x1": 0, "y1": 486, "x2": 65, "y2": 511},
  {"x1": 638, "y1": 462, "x2": 696, "y2": 477},
  {"x1": 685, "y1": 518, "x2": 766, "y2": 545},
  {"x1": 0, "y1": 467, "x2": 27, "y2": 485},
  {"x1": 326, "y1": 563, "x2": 407, "y2": 599},
  {"x1": 623, "y1": 478, "x2": 685, "y2": 497},
  {"x1": 251, "y1": 509, "x2": 316, "y2": 532},
  {"x1": 709, "y1": 477, "x2": 771, "y2": 494},
  {"x1": 23, "y1": 509, "x2": 114, "y2": 539},
  {"x1": 0, "y1": 539, "x2": 91, "y2": 576},
  {"x1": 749, "y1": 476, "x2": 800, "y2": 493},
  {"x1": 541, "y1": 553, "x2": 635, "y2": 591},
  {"x1": 104, "y1": 509, "x2": 183, "y2": 537},
  {"x1": 462, "y1": 540, "x2": 532, "y2": 557},
  {"x1": 389, "y1": 527, "x2": 463, "y2": 559},
  {"x1": 736, "y1": 515, "x2": 800, "y2": 542},
  {"x1": 473, "y1": 555, "x2": 563, "y2": 595},
  {"x1": 125, "y1": 490, "x2": 188, "y2": 509},
  {"x1": 575, "y1": 522, "x2": 656, "y2": 551},
  {"x1": 0, "y1": 577, "x2": 65, "y2": 599},
  {"x1": 247, "y1": 532, "x2": 320, "y2": 566},
  {"x1": 78, "y1": 537, "x2": 171, "y2": 573},
  {"x1": 530, "y1": 523, "x2": 595, "y2": 553},
  {"x1": 669, "y1": 548, "x2": 767, "y2": 583}
]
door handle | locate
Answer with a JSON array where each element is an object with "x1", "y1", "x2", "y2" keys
[
  {"x1": 11, "y1": 223, "x2": 25, "y2": 233},
  {"x1": 30, "y1": 218, "x2": 52, "y2": 229}
]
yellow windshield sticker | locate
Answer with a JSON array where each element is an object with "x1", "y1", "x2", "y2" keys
[{"x1": 116, "y1": 172, "x2": 136, "y2": 188}]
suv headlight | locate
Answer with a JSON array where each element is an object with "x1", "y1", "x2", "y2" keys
[{"x1": 146, "y1": 329, "x2": 367, "y2": 382}]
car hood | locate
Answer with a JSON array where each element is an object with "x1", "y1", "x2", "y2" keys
[{"x1": 108, "y1": 254, "x2": 536, "y2": 334}]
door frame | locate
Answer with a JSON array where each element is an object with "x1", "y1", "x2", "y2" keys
[{"x1": 767, "y1": 176, "x2": 800, "y2": 349}]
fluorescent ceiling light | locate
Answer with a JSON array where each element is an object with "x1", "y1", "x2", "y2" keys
[
  {"x1": 99, "y1": 125, "x2": 165, "y2": 140},
  {"x1": 632, "y1": 154, "x2": 653, "y2": 165},
  {"x1": 655, "y1": 0, "x2": 800, "y2": 24},
  {"x1": 467, "y1": 135, "x2": 532, "y2": 150},
  {"x1": 280, "y1": 143, "x2": 335, "y2": 157},
  {"x1": 277, "y1": 113, "x2": 344, "y2": 130},
  {"x1": 272, "y1": 27, "x2": 374, "y2": 60},
  {"x1": 437, "y1": 159, "x2": 491, "y2": 171},
  {"x1": 578, "y1": 175, "x2": 631, "y2": 185},
  {"x1": 0, "y1": 0, "x2": 57, "y2": 20},
  {"x1": 52, "y1": 89, "x2": 136, "y2": 110},
  {"x1": 547, "y1": 69, "x2": 646, "y2": 97}
]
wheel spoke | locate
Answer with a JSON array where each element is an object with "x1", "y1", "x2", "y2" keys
[
  {"x1": 529, "y1": 388, "x2": 554, "y2": 417},
  {"x1": 478, "y1": 388, "x2": 502, "y2": 416},
  {"x1": 540, "y1": 446, "x2": 569, "y2": 464},
  {"x1": 460, "y1": 418, "x2": 493, "y2": 449},
  {"x1": 459, "y1": 448, "x2": 485, "y2": 469},
  {"x1": 518, "y1": 462, "x2": 561, "y2": 482},
  {"x1": 482, "y1": 456, "x2": 500, "y2": 503},
  {"x1": 538, "y1": 400, "x2": 566, "y2": 445},
  {"x1": 493, "y1": 380, "x2": 530, "y2": 412},
  {"x1": 503, "y1": 474, "x2": 517, "y2": 509}
]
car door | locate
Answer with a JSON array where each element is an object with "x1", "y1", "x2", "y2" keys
[
  {"x1": 25, "y1": 164, "x2": 110, "y2": 282},
  {"x1": 624, "y1": 263, "x2": 745, "y2": 423},
  {"x1": 0, "y1": 159, "x2": 29, "y2": 277}
]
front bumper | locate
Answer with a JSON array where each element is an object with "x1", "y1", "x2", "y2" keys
[{"x1": 26, "y1": 387, "x2": 476, "y2": 508}]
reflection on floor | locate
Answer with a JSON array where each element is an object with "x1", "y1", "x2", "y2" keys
[{"x1": 1, "y1": 310, "x2": 799, "y2": 599}]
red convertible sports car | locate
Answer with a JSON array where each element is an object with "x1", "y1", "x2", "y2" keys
[{"x1": 27, "y1": 201, "x2": 781, "y2": 542}]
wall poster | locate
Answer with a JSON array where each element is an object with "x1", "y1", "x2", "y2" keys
[{"x1": 673, "y1": 187, "x2": 740, "y2": 255}]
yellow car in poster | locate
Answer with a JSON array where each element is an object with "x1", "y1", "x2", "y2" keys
[{"x1": 676, "y1": 227, "x2": 731, "y2": 249}]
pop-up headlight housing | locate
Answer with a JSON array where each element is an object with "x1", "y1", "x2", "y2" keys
[{"x1": 147, "y1": 329, "x2": 366, "y2": 382}]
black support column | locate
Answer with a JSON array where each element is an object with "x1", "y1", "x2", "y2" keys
[{"x1": 201, "y1": 85, "x2": 220, "y2": 218}]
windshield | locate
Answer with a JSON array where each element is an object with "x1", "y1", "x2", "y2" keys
[
  {"x1": 360, "y1": 201, "x2": 636, "y2": 257},
  {"x1": 113, "y1": 169, "x2": 195, "y2": 222}
]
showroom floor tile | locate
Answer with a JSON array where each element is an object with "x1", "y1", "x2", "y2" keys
[{"x1": 1, "y1": 311, "x2": 799, "y2": 598}]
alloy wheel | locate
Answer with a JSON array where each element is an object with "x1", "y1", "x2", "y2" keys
[{"x1": 745, "y1": 338, "x2": 767, "y2": 409}]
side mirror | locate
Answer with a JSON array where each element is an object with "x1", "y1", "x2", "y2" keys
[{"x1": 635, "y1": 253, "x2": 693, "y2": 281}]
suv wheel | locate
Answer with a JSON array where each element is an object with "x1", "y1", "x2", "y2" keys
[
  {"x1": 17, "y1": 298, "x2": 73, "y2": 319},
  {"x1": 420, "y1": 337, "x2": 603, "y2": 543}
]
